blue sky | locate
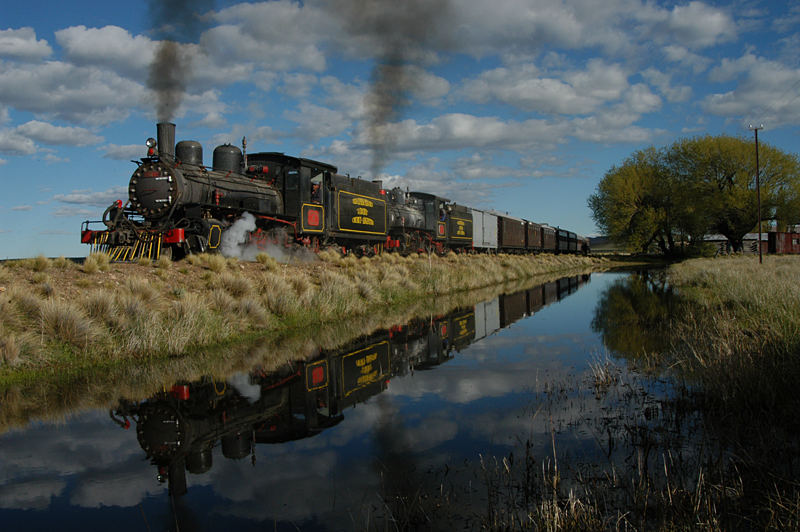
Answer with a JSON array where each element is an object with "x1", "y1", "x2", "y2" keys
[{"x1": 1, "y1": 0, "x2": 798, "y2": 259}]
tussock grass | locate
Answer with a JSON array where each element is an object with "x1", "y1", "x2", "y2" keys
[
  {"x1": 51, "y1": 256, "x2": 72, "y2": 270},
  {"x1": 154, "y1": 255, "x2": 172, "y2": 269},
  {"x1": 0, "y1": 329, "x2": 21, "y2": 365},
  {"x1": 318, "y1": 249, "x2": 342, "y2": 263},
  {"x1": 255, "y1": 252, "x2": 279, "y2": 270},
  {"x1": 0, "y1": 252, "x2": 603, "y2": 381},
  {"x1": 82, "y1": 252, "x2": 110, "y2": 273},
  {"x1": 210, "y1": 288, "x2": 238, "y2": 313},
  {"x1": 125, "y1": 276, "x2": 160, "y2": 303},
  {"x1": 40, "y1": 298, "x2": 99, "y2": 348},
  {"x1": 19, "y1": 255, "x2": 51, "y2": 272},
  {"x1": 219, "y1": 272, "x2": 252, "y2": 298}
]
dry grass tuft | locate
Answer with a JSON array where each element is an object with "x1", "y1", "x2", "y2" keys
[
  {"x1": 125, "y1": 276, "x2": 161, "y2": 303},
  {"x1": 219, "y1": 272, "x2": 253, "y2": 298},
  {"x1": 51, "y1": 256, "x2": 72, "y2": 270},
  {"x1": 24, "y1": 255, "x2": 52, "y2": 272},
  {"x1": 237, "y1": 297, "x2": 270, "y2": 326},
  {"x1": 318, "y1": 249, "x2": 342, "y2": 263},
  {"x1": 205, "y1": 254, "x2": 228, "y2": 272},
  {"x1": 0, "y1": 332, "x2": 21, "y2": 365},
  {"x1": 256, "y1": 252, "x2": 279, "y2": 270},
  {"x1": 210, "y1": 288, "x2": 238, "y2": 313},
  {"x1": 83, "y1": 252, "x2": 110, "y2": 273},
  {"x1": 154, "y1": 255, "x2": 172, "y2": 269},
  {"x1": 40, "y1": 298, "x2": 99, "y2": 348}
]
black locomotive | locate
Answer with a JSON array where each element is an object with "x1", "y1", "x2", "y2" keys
[{"x1": 82, "y1": 122, "x2": 588, "y2": 260}]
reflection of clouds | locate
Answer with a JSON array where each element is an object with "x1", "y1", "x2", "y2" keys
[
  {"x1": 69, "y1": 468, "x2": 162, "y2": 508},
  {"x1": 0, "y1": 274, "x2": 644, "y2": 526},
  {"x1": 0, "y1": 479, "x2": 65, "y2": 510},
  {"x1": 0, "y1": 411, "x2": 136, "y2": 478},
  {"x1": 0, "y1": 410, "x2": 161, "y2": 509},
  {"x1": 401, "y1": 415, "x2": 458, "y2": 452},
  {"x1": 208, "y1": 448, "x2": 379, "y2": 524}
]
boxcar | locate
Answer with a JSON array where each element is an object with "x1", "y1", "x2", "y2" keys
[
  {"x1": 525, "y1": 221, "x2": 543, "y2": 252},
  {"x1": 498, "y1": 215, "x2": 526, "y2": 250},
  {"x1": 768, "y1": 232, "x2": 800, "y2": 254},
  {"x1": 556, "y1": 228, "x2": 570, "y2": 253},
  {"x1": 541, "y1": 225, "x2": 557, "y2": 252},
  {"x1": 568, "y1": 231, "x2": 578, "y2": 252},
  {"x1": 470, "y1": 208, "x2": 498, "y2": 251}
]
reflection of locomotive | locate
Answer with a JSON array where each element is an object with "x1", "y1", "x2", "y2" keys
[
  {"x1": 82, "y1": 122, "x2": 589, "y2": 261},
  {"x1": 111, "y1": 275, "x2": 589, "y2": 496}
]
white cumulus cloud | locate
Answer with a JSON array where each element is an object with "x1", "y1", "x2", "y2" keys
[{"x1": 0, "y1": 27, "x2": 52, "y2": 61}]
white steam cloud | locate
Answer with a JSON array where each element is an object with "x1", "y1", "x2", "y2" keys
[{"x1": 220, "y1": 212, "x2": 317, "y2": 263}]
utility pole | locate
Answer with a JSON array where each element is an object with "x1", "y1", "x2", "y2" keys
[{"x1": 749, "y1": 124, "x2": 764, "y2": 264}]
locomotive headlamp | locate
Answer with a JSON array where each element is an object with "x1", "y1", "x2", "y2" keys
[{"x1": 146, "y1": 138, "x2": 157, "y2": 148}]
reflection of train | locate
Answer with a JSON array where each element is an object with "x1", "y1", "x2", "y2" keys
[
  {"x1": 81, "y1": 122, "x2": 589, "y2": 261},
  {"x1": 111, "y1": 275, "x2": 589, "y2": 495}
]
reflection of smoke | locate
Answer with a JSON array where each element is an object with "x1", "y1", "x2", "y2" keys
[
  {"x1": 147, "y1": 0, "x2": 214, "y2": 122},
  {"x1": 228, "y1": 372, "x2": 262, "y2": 403},
  {"x1": 329, "y1": 0, "x2": 451, "y2": 176},
  {"x1": 220, "y1": 213, "x2": 317, "y2": 263}
]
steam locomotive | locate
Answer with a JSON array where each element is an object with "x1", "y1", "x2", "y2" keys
[{"x1": 81, "y1": 123, "x2": 589, "y2": 261}]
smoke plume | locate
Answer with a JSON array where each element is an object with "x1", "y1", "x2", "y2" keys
[
  {"x1": 220, "y1": 213, "x2": 317, "y2": 263},
  {"x1": 328, "y1": 0, "x2": 452, "y2": 176},
  {"x1": 147, "y1": 0, "x2": 214, "y2": 122}
]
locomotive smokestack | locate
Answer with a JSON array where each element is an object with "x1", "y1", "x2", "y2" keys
[{"x1": 157, "y1": 122, "x2": 176, "y2": 161}]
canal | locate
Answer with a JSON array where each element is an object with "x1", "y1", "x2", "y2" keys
[{"x1": 0, "y1": 270, "x2": 754, "y2": 529}]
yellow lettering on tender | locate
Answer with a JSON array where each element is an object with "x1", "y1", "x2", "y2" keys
[
  {"x1": 356, "y1": 207, "x2": 368, "y2": 216},
  {"x1": 352, "y1": 216, "x2": 374, "y2": 226},
  {"x1": 357, "y1": 371, "x2": 378, "y2": 385},
  {"x1": 352, "y1": 197, "x2": 374, "y2": 208}
]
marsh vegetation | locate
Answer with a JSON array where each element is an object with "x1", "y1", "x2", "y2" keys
[{"x1": 462, "y1": 256, "x2": 800, "y2": 530}]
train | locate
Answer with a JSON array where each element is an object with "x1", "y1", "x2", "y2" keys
[
  {"x1": 81, "y1": 122, "x2": 589, "y2": 261},
  {"x1": 110, "y1": 274, "x2": 589, "y2": 496}
]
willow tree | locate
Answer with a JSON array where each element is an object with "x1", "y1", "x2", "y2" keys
[
  {"x1": 665, "y1": 135, "x2": 800, "y2": 251},
  {"x1": 588, "y1": 147, "x2": 689, "y2": 254},
  {"x1": 590, "y1": 135, "x2": 800, "y2": 254}
]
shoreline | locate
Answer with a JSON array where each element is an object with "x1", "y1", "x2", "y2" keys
[{"x1": 0, "y1": 252, "x2": 623, "y2": 386}]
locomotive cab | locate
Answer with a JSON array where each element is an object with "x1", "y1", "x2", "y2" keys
[
  {"x1": 246, "y1": 153, "x2": 335, "y2": 219},
  {"x1": 408, "y1": 192, "x2": 450, "y2": 241}
]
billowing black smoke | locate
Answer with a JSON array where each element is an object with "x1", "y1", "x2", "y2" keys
[
  {"x1": 147, "y1": 0, "x2": 215, "y2": 122},
  {"x1": 328, "y1": 0, "x2": 451, "y2": 176}
]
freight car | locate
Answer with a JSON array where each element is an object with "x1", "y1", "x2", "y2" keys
[{"x1": 81, "y1": 122, "x2": 588, "y2": 260}]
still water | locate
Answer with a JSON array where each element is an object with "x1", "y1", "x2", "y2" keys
[{"x1": 0, "y1": 271, "x2": 672, "y2": 530}]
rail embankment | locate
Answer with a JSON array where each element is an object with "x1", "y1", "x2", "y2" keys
[{"x1": 0, "y1": 251, "x2": 609, "y2": 386}]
